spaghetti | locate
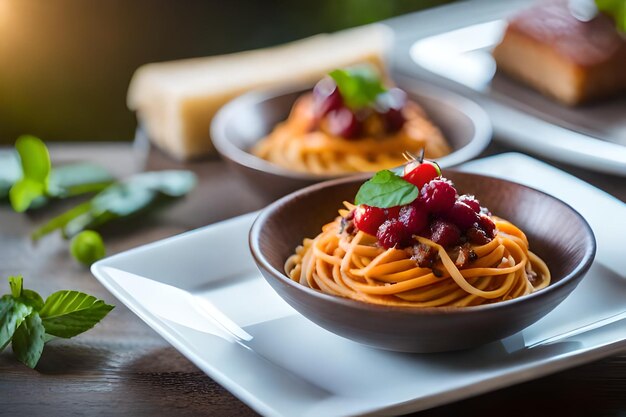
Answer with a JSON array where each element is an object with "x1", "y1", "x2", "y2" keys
[
  {"x1": 252, "y1": 95, "x2": 451, "y2": 175},
  {"x1": 285, "y1": 204, "x2": 550, "y2": 308}
]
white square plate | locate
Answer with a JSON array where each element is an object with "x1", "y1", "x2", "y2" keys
[{"x1": 92, "y1": 153, "x2": 626, "y2": 417}]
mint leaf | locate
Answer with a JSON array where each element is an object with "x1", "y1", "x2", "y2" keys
[
  {"x1": 65, "y1": 170, "x2": 196, "y2": 238},
  {"x1": 31, "y1": 201, "x2": 93, "y2": 241},
  {"x1": 10, "y1": 135, "x2": 51, "y2": 212},
  {"x1": 354, "y1": 170, "x2": 419, "y2": 208},
  {"x1": 8, "y1": 136, "x2": 116, "y2": 211},
  {"x1": 39, "y1": 291, "x2": 114, "y2": 338},
  {"x1": 9, "y1": 276, "x2": 23, "y2": 298},
  {"x1": 19, "y1": 290, "x2": 44, "y2": 311},
  {"x1": 596, "y1": 0, "x2": 626, "y2": 32},
  {"x1": 31, "y1": 170, "x2": 196, "y2": 240},
  {"x1": 48, "y1": 163, "x2": 114, "y2": 198},
  {"x1": 0, "y1": 295, "x2": 32, "y2": 351},
  {"x1": 9, "y1": 178, "x2": 46, "y2": 212},
  {"x1": 91, "y1": 182, "x2": 157, "y2": 217},
  {"x1": 329, "y1": 67, "x2": 386, "y2": 110},
  {"x1": 130, "y1": 170, "x2": 197, "y2": 197},
  {"x1": 12, "y1": 311, "x2": 45, "y2": 368},
  {"x1": 15, "y1": 135, "x2": 51, "y2": 184}
]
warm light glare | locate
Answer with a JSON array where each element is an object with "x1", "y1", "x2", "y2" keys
[{"x1": 0, "y1": 0, "x2": 9, "y2": 26}]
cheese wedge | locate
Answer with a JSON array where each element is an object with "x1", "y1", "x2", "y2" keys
[{"x1": 127, "y1": 24, "x2": 392, "y2": 160}]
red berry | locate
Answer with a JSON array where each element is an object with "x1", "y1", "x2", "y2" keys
[
  {"x1": 430, "y1": 219, "x2": 461, "y2": 248},
  {"x1": 398, "y1": 204, "x2": 428, "y2": 235},
  {"x1": 419, "y1": 178, "x2": 457, "y2": 213},
  {"x1": 403, "y1": 161, "x2": 440, "y2": 189},
  {"x1": 477, "y1": 214, "x2": 496, "y2": 238},
  {"x1": 385, "y1": 205, "x2": 401, "y2": 219},
  {"x1": 383, "y1": 108, "x2": 405, "y2": 132},
  {"x1": 466, "y1": 227, "x2": 490, "y2": 245},
  {"x1": 444, "y1": 201, "x2": 479, "y2": 230},
  {"x1": 327, "y1": 107, "x2": 360, "y2": 138},
  {"x1": 313, "y1": 77, "x2": 342, "y2": 117},
  {"x1": 377, "y1": 218, "x2": 408, "y2": 249},
  {"x1": 354, "y1": 205, "x2": 387, "y2": 236},
  {"x1": 458, "y1": 195, "x2": 481, "y2": 213},
  {"x1": 375, "y1": 88, "x2": 407, "y2": 133}
]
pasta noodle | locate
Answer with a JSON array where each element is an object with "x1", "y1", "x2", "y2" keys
[
  {"x1": 252, "y1": 95, "x2": 451, "y2": 175},
  {"x1": 285, "y1": 204, "x2": 550, "y2": 307}
]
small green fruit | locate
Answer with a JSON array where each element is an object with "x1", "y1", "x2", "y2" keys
[{"x1": 70, "y1": 230, "x2": 106, "y2": 266}]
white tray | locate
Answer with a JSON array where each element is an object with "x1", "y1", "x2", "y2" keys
[{"x1": 91, "y1": 153, "x2": 626, "y2": 417}]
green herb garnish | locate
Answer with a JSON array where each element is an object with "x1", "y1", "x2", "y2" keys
[
  {"x1": 5, "y1": 135, "x2": 115, "y2": 212},
  {"x1": 596, "y1": 0, "x2": 626, "y2": 32},
  {"x1": 33, "y1": 170, "x2": 197, "y2": 240},
  {"x1": 329, "y1": 66, "x2": 387, "y2": 110},
  {"x1": 0, "y1": 276, "x2": 114, "y2": 368},
  {"x1": 354, "y1": 169, "x2": 419, "y2": 208}
]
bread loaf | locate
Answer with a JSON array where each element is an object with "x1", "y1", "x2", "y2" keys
[{"x1": 127, "y1": 24, "x2": 392, "y2": 160}]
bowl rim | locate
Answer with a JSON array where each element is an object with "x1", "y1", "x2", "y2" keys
[
  {"x1": 249, "y1": 170, "x2": 597, "y2": 315},
  {"x1": 211, "y1": 79, "x2": 493, "y2": 181}
]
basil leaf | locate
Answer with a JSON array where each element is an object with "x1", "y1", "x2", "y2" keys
[
  {"x1": 48, "y1": 163, "x2": 115, "y2": 197},
  {"x1": 131, "y1": 170, "x2": 197, "y2": 197},
  {"x1": 354, "y1": 170, "x2": 419, "y2": 208},
  {"x1": 32, "y1": 170, "x2": 196, "y2": 239},
  {"x1": 91, "y1": 182, "x2": 157, "y2": 216},
  {"x1": 596, "y1": 0, "x2": 626, "y2": 31},
  {"x1": 10, "y1": 135, "x2": 50, "y2": 212},
  {"x1": 19, "y1": 290, "x2": 45, "y2": 311},
  {"x1": 8, "y1": 136, "x2": 115, "y2": 211},
  {"x1": 15, "y1": 135, "x2": 51, "y2": 184},
  {"x1": 0, "y1": 151, "x2": 21, "y2": 200},
  {"x1": 65, "y1": 170, "x2": 196, "y2": 237},
  {"x1": 31, "y1": 201, "x2": 93, "y2": 241},
  {"x1": 9, "y1": 178, "x2": 46, "y2": 212},
  {"x1": 89, "y1": 171, "x2": 195, "y2": 216},
  {"x1": 8, "y1": 276, "x2": 43, "y2": 310},
  {"x1": 329, "y1": 67, "x2": 386, "y2": 110},
  {"x1": 62, "y1": 211, "x2": 104, "y2": 239},
  {"x1": 9, "y1": 276, "x2": 22, "y2": 298},
  {"x1": 12, "y1": 311, "x2": 45, "y2": 368},
  {"x1": 39, "y1": 291, "x2": 114, "y2": 338},
  {"x1": 0, "y1": 295, "x2": 32, "y2": 351}
]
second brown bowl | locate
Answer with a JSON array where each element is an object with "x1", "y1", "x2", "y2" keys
[{"x1": 211, "y1": 79, "x2": 491, "y2": 202}]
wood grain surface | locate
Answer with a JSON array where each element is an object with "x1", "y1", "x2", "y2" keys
[{"x1": 0, "y1": 142, "x2": 624, "y2": 416}]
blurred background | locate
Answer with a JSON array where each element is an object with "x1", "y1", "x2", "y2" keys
[{"x1": 0, "y1": 0, "x2": 451, "y2": 144}]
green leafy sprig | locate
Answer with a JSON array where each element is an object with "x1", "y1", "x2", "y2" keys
[
  {"x1": 354, "y1": 169, "x2": 419, "y2": 208},
  {"x1": 329, "y1": 66, "x2": 387, "y2": 110},
  {"x1": 4, "y1": 135, "x2": 115, "y2": 212},
  {"x1": 0, "y1": 276, "x2": 114, "y2": 368},
  {"x1": 32, "y1": 170, "x2": 197, "y2": 241},
  {"x1": 2, "y1": 136, "x2": 197, "y2": 265}
]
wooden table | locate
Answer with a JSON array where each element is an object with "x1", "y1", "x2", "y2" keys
[{"x1": 1, "y1": 142, "x2": 624, "y2": 416}]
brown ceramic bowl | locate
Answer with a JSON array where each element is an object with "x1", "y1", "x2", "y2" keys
[
  {"x1": 249, "y1": 171, "x2": 596, "y2": 353},
  {"x1": 211, "y1": 78, "x2": 491, "y2": 202}
]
